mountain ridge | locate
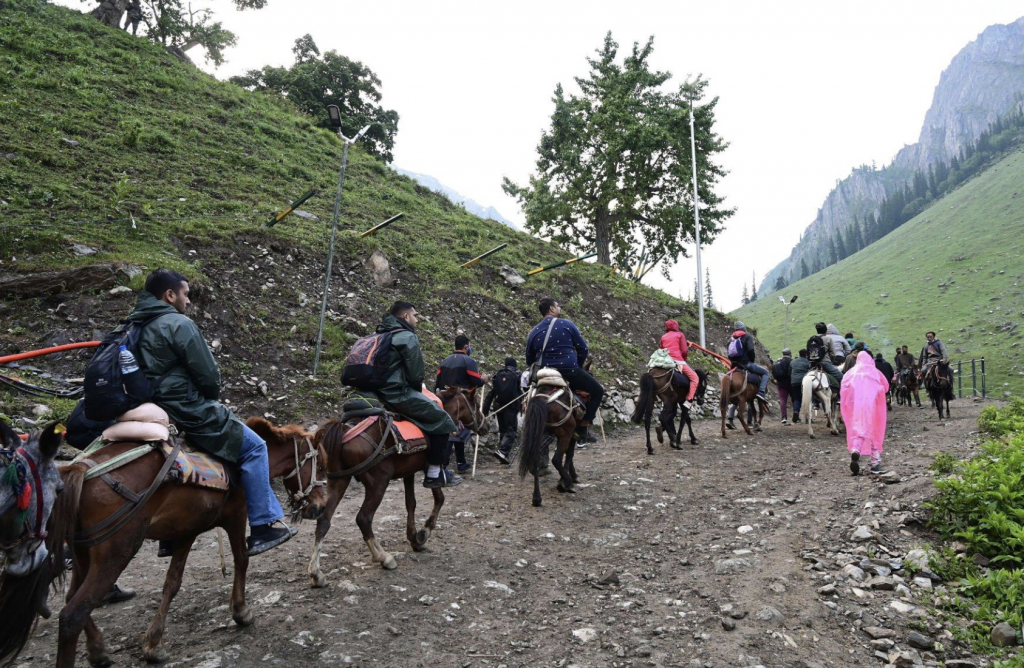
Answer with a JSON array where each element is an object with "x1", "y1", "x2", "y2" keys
[{"x1": 391, "y1": 167, "x2": 518, "y2": 230}]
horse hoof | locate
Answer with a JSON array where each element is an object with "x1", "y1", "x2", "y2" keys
[
  {"x1": 233, "y1": 607, "x2": 254, "y2": 627},
  {"x1": 670, "y1": 442, "x2": 682, "y2": 450},
  {"x1": 557, "y1": 482, "x2": 567, "y2": 493},
  {"x1": 412, "y1": 528, "x2": 431, "y2": 551},
  {"x1": 690, "y1": 439, "x2": 699, "y2": 446},
  {"x1": 143, "y1": 647, "x2": 168, "y2": 665},
  {"x1": 655, "y1": 427, "x2": 664, "y2": 444},
  {"x1": 532, "y1": 499, "x2": 542, "y2": 507},
  {"x1": 90, "y1": 653, "x2": 115, "y2": 667},
  {"x1": 647, "y1": 448, "x2": 655, "y2": 455},
  {"x1": 310, "y1": 572, "x2": 328, "y2": 589},
  {"x1": 382, "y1": 554, "x2": 398, "y2": 570},
  {"x1": 571, "y1": 476, "x2": 580, "y2": 483}
]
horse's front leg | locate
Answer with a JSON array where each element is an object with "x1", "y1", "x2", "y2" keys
[
  {"x1": 221, "y1": 505, "x2": 253, "y2": 627},
  {"x1": 355, "y1": 472, "x2": 396, "y2": 570},
  {"x1": 308, "y1": 475, "x2": 349, "y2": 588},
  {"x1": 142, "y1": 535, "x2": 197, "y2": 663}
]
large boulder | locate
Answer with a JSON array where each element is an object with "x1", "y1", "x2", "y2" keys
[{"x1": 363, "y1": 249, "x2": 395, "y2": 287}]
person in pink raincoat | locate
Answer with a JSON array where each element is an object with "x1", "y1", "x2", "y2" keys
[
  {"x1": 841, "y1": 351, "x2": 891, "y2": 475},
  {"x1": 660, "y1": 320, "x2": 699, "y2": 410}
]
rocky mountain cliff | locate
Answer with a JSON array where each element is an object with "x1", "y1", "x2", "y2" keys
[{"x1": 760, "y1": 16, "x2": 1024, "y2": 296}]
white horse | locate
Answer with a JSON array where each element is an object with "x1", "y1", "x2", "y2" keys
[{"x1": 801, "y1": 368, "x2": 840, "y2": 438}]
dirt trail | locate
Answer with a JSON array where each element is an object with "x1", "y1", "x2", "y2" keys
[{"x1": 18, "y1": 400, "x2": 988, "y2": 667}]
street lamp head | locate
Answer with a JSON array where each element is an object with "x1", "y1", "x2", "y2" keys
[
  {"x1": 353, "y1": 124, "x2": 372, "y2": 142},
  {"x1": 790, "y1": 295, "x2": 799, "y2": 304},
  {"x1": 326, "y1": 105, "x2": 343, "y2": 129},
  {"x1": 778, "y1": 296, "x2": 786, "y2": 304}
]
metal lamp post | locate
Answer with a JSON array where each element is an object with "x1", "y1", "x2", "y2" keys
[
  {"x1": 689, "y1": 93, "x2": 706, "y2": 347},
  {"x1": 313, "y1": 105, "x2": 371, "y2": 376},
  {"x1": 778, "y1": 294, "x2": 798, "y2": 349}
]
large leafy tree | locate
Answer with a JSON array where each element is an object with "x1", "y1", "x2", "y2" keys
[
  {"x1": 231, "y1": 35, "x2": 399, "y2": 162},
  {"x1": 82, "y1": 0, "x2": 267, "y2": 66},
  {"x1": 503, "y1": 33, "x2": 733, "y2": 270}
]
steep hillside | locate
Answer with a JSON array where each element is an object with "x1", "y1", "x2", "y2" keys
[
  {"x1": 0, "y1": 0, "x2": 742, "y2": 426},
  {"x1": 760, "y1": 16, "x2": 1024, "y2": 296},
  {"x1": 734, "y1": 146, "x2": 1024, "y2": 396}
]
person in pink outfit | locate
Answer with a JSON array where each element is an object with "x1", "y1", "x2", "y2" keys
[
  {"x1": 660, "y1": 320, "x2": 699, "y2": 409},
  {"x1": 840, "y1": 351, "x2": 891, "y2": 475}
]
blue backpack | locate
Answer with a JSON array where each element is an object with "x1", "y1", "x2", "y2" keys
[{"x1": 727, "y1": 337, "x2": 745, "y2": 360}]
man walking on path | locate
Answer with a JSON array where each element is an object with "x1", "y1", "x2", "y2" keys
[
  {"x1": 483, "y1": 357, "x2": 522, "y2": 465},
  {"x1": 841, "y1": 351, "x2": 891, "y2": 476},
  {"x1": 789, "y1": 350, "x2": 809, "y2": 423},
  {"x1": 435, "y1": 334, "x2": 486, "y2": 474},
  {"x1": 772, "y1": 349, "x2": 794, "y2": 425}
]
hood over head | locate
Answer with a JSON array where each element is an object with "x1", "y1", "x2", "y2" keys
[
  {"x1": 826, "y1": 324, "x2": 841, "y2": 336},
  {"x1": 664, "y1": 319, "x2": 679, "y2": 333}
]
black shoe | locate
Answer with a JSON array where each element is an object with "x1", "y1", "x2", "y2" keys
[
  {"x1": 850, "y1": 452, "x2": 860, "y2": 476},
  {"x1": 870, "y1": 464, "x2": 886, "y2": 475},
  {"x1": 585, "y1": 432, "x2": 599, "y2": 444},
  {"x1": 157, "y1": 540, "x2": 175, "y2": 558},
  {"x1": 246, "y1": 521, "x2": 297, "y2": 556},
  {"x1": 726, "y1": 420, "x2": 736, "y2": 430},
  {"x1": 457, "y1": 462, "x2": 472, "y2": 474},
  {"x1": 493, "y1": 449, "x2": 511, "y2": 465},
  {"x1": 102, "y1": 583, "x2": 136, "y2": 605},
  {"x1": 424, "y1": 469, "x2": 462, "y2": 489}
]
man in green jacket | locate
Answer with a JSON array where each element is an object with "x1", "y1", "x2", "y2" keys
[
  {"x1": 374, "y1": 301, "x2": 460, "y2": 488},
  {"x1": 129, "y1": 269, "x2": 295, "y2": 556}
]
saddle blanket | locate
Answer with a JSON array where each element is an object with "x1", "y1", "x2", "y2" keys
[
  {"x1": 160, "y1": 442, "x2": 235, "y2": 491},
  {"x1": 671, "y1": 370, "x2": 691, "y2": 388},
  {"x1": 341, "y1": 416, "x2": 428, "y2": 450}
]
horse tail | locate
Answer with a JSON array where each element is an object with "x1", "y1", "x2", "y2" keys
[
  {"x1": 518, "y1": 397, "x2": 549, "y2": 479},
  {"x1": 0, "y1": 464, "x2": 84, "y2": 666},
  {"x1": 632, "y1": 373, "x2": 655, "y2": 424}
]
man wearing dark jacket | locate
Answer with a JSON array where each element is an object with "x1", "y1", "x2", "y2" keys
[
  {"x1": 374, "y1": 301, "x2": 460, "y2": 488},
  {"x1": 436, "y1": 335, "x2": 486, "y2": 473},
  {"x1": 729, "y1": 321, "x2": 769, "y2": 402},
  {"x1": 130, "y1": 269, "x2": 294, "y2": 555},
  {"x1": 875, "y1": 353, "x2": 895, "y2": 410},
  {"x1": 772, "y1": 349, "x2": 794, "y2": 425},
  {"x1": 525, "y1": 298, "x2": 604, "y2": 434},
  {"x1": 789, "y1": 350, "x2": 810, "y2": 422},
  {"x1": 483, "y1": 357, "x2": 521, "y2": 465}
]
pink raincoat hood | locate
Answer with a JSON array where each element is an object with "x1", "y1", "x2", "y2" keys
[
  {"x1": 840, "y1": 352, "x2": 890, "y2": 454},
  {"x1": 664, "y1": 319, "x2": 680, "y2": 333}
]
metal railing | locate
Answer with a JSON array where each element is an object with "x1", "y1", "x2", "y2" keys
[{"x1": 953, "y1": 358, "x2": 986, "y2": 399}]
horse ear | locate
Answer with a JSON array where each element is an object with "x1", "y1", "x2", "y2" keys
[{"x1": 37, "y1": 421, "x2": 65, "y2": 459}]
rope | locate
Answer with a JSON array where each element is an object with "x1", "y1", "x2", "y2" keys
[{"x1": 0, "y1": 342, "x2": 100, "y2": 365}]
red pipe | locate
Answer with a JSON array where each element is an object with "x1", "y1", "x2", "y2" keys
[
  {"x1": 689, "y1": 342, "x2": 730, "y2": 368},
  {"x1": 0, "y1": 341, "x2": 101, "y2": 365}
]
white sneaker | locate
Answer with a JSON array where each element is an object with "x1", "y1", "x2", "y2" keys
[
  {"x1": 682, "y1": 400, "x2": 692, "y2": 411},
  {"x1": 781, "y1": 419, "x2": 789, "y2": 425}
]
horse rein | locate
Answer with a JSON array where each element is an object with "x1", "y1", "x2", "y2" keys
[
  {"x1": 283, "y1": 435, "x2": 326, "y2": 511},
  {"x1": 0, "y1": 446, "x2": 48, "y2": 552},
  {"x1": 448, "y1": 390, "x2": 482, "y2": 433}
]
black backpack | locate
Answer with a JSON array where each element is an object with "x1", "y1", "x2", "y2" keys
[
  {"x1": 492, "y1": 368, "x2": 520, "y2": 403},
  {"x1": 807, "y1": 335, "x2": 827, "y2": 363},
  {"x1": 83, "y1": 318, "x2": 161, "y2": 422},
  {"x1": 772, "y1": 357, "x2": 791, "y2": 382},
  {"x1": 341, "y1": 331, "x2": 396, "y2": 391}
]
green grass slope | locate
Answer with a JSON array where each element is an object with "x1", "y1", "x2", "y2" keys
[
  {"x1": 734, "y1": 147, "x2": 1024, "y2": 397},
  {"x1": 0, "y1": 0, "x2": 738, "y2": 424}
]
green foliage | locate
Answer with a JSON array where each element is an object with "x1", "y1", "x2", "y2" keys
[
  {"x1": 980, "y1": 399, "x2": 1024, "y2": 438},
  {"x1": 503, "y1": 32, "x2": 732, "y2": 271},
  {"x1": 930, "y1": 451, "x2": 958, "y2": 475},
  {"x1": 230, "y1": 35, "x2": 399, "y2": 162}
]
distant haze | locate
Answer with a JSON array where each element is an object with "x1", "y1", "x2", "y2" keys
[
  {"x1": 391, "y1": 167, "x2": 518, "y2": 230},
  {"x1": 53, "y1": 0, "x2": 1024, "y2": 312}
]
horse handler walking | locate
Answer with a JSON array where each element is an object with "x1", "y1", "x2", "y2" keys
[{"x1": 840, "y1": 351, "x2": 891, "y2": 476}]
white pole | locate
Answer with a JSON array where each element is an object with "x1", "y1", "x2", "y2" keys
[{"x1": 689, "y1": 94, "x2": 706, "y2": 347}]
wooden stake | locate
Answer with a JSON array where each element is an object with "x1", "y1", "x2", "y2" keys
[
  {"x1": 217, "y1": 528, "x2": 227, "y2": 577},
  {"x1": 471, "y1": 387, "x2": 484, "y2": 478}
]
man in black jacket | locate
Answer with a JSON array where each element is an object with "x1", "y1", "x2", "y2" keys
[
  {"x1": 483, "y1": 357, "x2": 521, "y2": 465},
  {"x1": 772, "y1": 349, "x2": 793, "y2": 425},
  {"x1": 436, "y1": 335, "x2": 486, "y2": 473},
  {"x1": 875, "y1": 353, "x2": 895, "y2": 411}
]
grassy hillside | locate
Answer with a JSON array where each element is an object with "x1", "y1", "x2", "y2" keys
[
  {"x1": 734, "y1": 147, "x2": 1024, "y2": 397},
  {"x1": 0, "y1": 0, "x2": 741, "y2": 425}
]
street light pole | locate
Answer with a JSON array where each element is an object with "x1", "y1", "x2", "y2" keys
[
  {"x1": 778, "y1": 294, "x2": 798, "y2": 350},
  {"x1": 689, "y1": 92, "x2": 706, "y2": 347},
  {"x1": 313, "y1": 106, "x2": 371, "y2": 376}
]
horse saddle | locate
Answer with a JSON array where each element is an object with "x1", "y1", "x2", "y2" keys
[
  {"x1": 87, "y1": 404, "x2": 236, "y2": 492},
  {"x1": 671, "y1": 370, "x2": 691, "y2": 388},
  {"x1": 339, "y1": 390, "x2": 444, "y2": 453}
]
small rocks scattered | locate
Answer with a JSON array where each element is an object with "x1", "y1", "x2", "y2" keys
[
  {"x1": 850, "y1": 525, "x2": 873, "y2": 542},
  {"x1": 572, "y1": 628, "x2": 597, "y2": 643},
  {"x1": 906, "y1": 631, "x2": 934, "y2": 651},
  {"x1": 991, "y1": 621, "x2": 1017, "y2": 647},
  {"x1": 108, "y1": 285, "x2": 133, "y2": 296}
]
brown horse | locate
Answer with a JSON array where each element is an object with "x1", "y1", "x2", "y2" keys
[
  {"x1": 45, "y1": 418, "x2": 326, "y2": 667},
  {"x1": 517, "y1": 377, "x2": 581, "y2": 507},
  {"x1": 308, "y1": 386, "x2": 484, "y2": 585},
  {"x1": 719, "y1": 368, "x2": 768, "y2": 438},
  {"x1": 631, "y1": 367, "x2": 709, "y2": 454},
  {"x1": 895, "y1": 367, "x2": 921, "y2": 407},
  {"x1": 924, "y1": 361, "x2": 954, "y2": 419}
]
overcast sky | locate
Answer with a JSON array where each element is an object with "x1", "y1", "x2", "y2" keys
[{"x1": 61, "y1": 1, "x2": 1024, "y2": 312}]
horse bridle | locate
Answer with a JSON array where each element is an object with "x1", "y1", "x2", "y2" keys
[
  {"x1": 0, "y1": 446, "x2": 48, "y2": 553},
  {"x1": 447, "y1": 389, "x2": 481, "y2": 433},
  {"x1": 282, "y1": 436, "x2": 326, "y2": 511}
]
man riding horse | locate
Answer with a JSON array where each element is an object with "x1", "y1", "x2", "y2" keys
[
  {"x1": 729, "y1": 321, "x2": 769, "y2": 402},
  {"x1": 894, "y1": 344, "x2": 922, "y2": 408},
  {"x1": 918, "y1": 331, "x2": 949, "y2": 385},
  {"x1": 525, "y1": 298, "x2": 605, "y2": 440}
]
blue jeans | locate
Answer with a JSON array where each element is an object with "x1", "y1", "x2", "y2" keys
[
  {"x1": 746, "y1": 363, "x2": 770, "y2": 394},
  {"x1": 239, "y1": 424, "x2": 285, "y2": 527}
]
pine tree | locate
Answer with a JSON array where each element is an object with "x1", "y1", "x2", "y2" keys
[
  {"x1": 749, "y1": 271, "x2": 758, "y2": 301},
  {"x1": 774, "y1": 275, "x2": 789, "y2": 291},
  {"x1": 835, "y1": 230, "x2": 848, "y2": 260},
  {"x1": 828, "y1": 237, "x2": 839, "y2": 265},
  {"x1": 693, "y1": 277, "x2": 700, "y2": 305},
  {"x1": 704, "y1": 268, "x2": 714, "y2": 309},
  {"x1": 800, "y1": 258, "x2": 810, "y2": 279},
  {"x1": 741, "y1": 284, "x2": 749, "y2": 305}
]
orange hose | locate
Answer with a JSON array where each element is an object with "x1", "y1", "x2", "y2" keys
[
  {"x1": 0, "y1": 341, "x2": 101, "y2": 365},
  {"x1": 689, "y1": 342, "x2": 730, "y2": 368}
]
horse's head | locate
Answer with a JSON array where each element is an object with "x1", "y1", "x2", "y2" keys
[
  {"x1": 0, "y1": 421, "x2": 63, "y2": 577},
  {"x1": 440, "y1": 387, "x2": 486, "y2": 436},
  {"x1": 245, "y1": 418, "x2": 327, "y2": 522}
]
